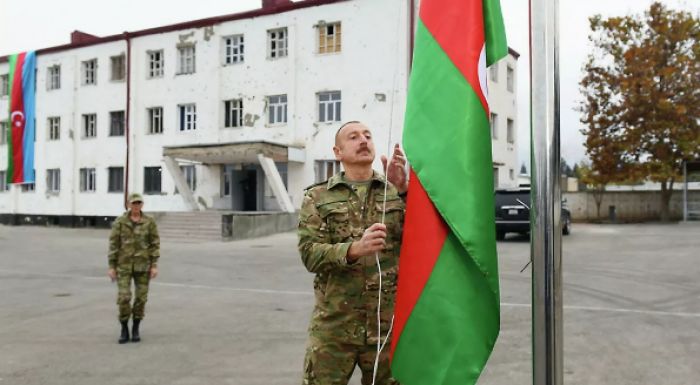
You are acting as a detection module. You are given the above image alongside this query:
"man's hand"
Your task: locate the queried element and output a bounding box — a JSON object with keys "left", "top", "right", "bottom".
{"left": 381, "top": 143, "right": 408, "bottom": 193}
{"left": 108, "top": 268, "right": 117, "bottom": 282}
{"left": 347, "top": 223, "right": 387, "bottom": 263}
{"left": 150, "top": 266, "right": 158, "bottom": 279}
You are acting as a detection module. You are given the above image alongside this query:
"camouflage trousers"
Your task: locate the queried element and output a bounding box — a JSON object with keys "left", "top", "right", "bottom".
{"left": 116, "top": 268, "right": 150, "bottom": 322}
{"left": 302, "top": 335, "right": 400, "bottom": 385}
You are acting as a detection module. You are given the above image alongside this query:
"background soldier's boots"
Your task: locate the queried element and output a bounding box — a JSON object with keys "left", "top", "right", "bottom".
{"left": 118, "top": 321, "right": 130, "bottom": 344}
{"left": 131, "top": 319, "right": 141, "bottom": 342}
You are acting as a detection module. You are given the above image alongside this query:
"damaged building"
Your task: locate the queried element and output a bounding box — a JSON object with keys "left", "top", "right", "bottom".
{"left": 0, "top": 0, "right": 519, "bottom": 238}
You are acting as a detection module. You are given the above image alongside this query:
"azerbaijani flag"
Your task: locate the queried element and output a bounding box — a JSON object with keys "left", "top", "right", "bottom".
{"left": 391, "top": 0, "right": 507, "bottom": 384}
{"left": 6, "top": 51, "right": 37, "bottom": 184}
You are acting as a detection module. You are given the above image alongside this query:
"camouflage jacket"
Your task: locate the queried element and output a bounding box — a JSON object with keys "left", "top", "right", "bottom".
{"left": 108, "top": 212, "right": 160, "bottom": 272}
{"left": 298, "top": 171, "right": 405, "bottom": 346}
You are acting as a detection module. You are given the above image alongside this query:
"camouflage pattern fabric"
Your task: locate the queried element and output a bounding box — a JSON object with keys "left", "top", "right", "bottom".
{"left": 108, "top": 211, "right": 160, "bottom": 321}
{"left": 117, "top": 270, "right": 150, "bottom": 321}
{"left": 298, "top": 171, "right": 405, "bottom": 385}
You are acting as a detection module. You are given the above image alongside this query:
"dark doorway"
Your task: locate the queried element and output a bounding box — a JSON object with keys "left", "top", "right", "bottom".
{"left": 241, "top": 169, "right": 257, "bottom": 211}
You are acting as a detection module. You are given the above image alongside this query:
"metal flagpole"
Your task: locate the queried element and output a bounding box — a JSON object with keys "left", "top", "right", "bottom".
{"left": 529, "top": 0, "right": 563, "bottom": 384}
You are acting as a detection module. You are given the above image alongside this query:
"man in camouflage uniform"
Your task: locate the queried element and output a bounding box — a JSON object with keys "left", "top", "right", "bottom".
{"left": 299, "top": 121, "right": 408, "bottom": 384}
{"left": 108, "top": 193, "right": 160, "bottom": 344}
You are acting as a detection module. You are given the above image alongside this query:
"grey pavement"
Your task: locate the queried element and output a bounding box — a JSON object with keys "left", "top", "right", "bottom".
{"left": 0, "top": 223, "right": 699, "bottom": 385}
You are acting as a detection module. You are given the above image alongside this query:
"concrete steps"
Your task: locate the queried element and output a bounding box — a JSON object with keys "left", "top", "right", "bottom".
{"left": 155, "top": 211, "right": 224, "bottom": 242}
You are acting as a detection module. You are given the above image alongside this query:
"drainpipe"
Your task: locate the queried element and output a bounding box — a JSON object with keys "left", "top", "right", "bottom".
{"left": 123, "top": 32, "right": 131, "bottom": 210}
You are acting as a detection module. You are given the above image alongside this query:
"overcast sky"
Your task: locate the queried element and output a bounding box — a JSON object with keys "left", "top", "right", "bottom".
{"left": 1, "top": 0, "right": 697, "bottom": 170}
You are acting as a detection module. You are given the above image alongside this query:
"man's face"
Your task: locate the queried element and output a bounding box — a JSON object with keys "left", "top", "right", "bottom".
{"left": 129, "top": 201, "right": 143, "bottom": 213}
{"left": 333, "top": 123, "right": 376, "bottom": 167}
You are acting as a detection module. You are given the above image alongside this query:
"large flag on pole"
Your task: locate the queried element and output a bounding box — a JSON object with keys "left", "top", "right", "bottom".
{"left": 6, "top": 51, "right": 37, "bottom": 184}
{"left": 391, "top": 0, "right": 507, "bottom": 384}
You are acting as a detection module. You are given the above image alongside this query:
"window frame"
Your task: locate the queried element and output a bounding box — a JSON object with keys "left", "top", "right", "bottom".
{"left": 47, "top": 65, "right": 61, "bottom": 90}
{"left": 109, "top": 111, "right": 125, "bottom": 137}
{"left": 178, "top": 104, "right": 197, "bottom": 131}
{"left": 82, "top": 59, "right": 97, "bottom": 85}
{"left": 177, "top": 45, "right": 196, "bottom": 75}
{"left": 143, "top": 166, "right": 162, "bottom": 194}
{"left": 79, "top": 168, "right": 97, "bottom": 192}
{"left": 318, "top": 22, "right": 342, "bottom": 54}
{"left": 224, "top": 99, "right": 244, "bottom": 128}
{"left": 48, "top": 117, "right": 61, "bottom": 141}
{"left": 82, "top": 114, "right": 97, "bottom": 138}
{"left": 267, "top": 28, "right": 288, "bottom": 59}
{"left": 147, "top": 107, "right": 163, "bottom": 134}
{"left": 490, "top": 112, "right": 498, "bottom": 140}
{"left": 107, "top": 166, "right": 125, "bottom": 193}
{"left": 148, "top": 50, "right": 164, "bottom": 78}
{"left": 110, "top": 54, "right": 126, "bottom": 81}
{"left": 507, "top": 118, "right": 515, "bottom": 144}
{"left": 223, "top": 34, "right": 245, "bottom": 65}
{"left": 46, "top": 168, "right": 61, "bottom": 193}
{"left": 267, "top": 94, "right": 288, "bottom": 125}
{"left": 317, "top": 91, "right": 342, "bottom": 123}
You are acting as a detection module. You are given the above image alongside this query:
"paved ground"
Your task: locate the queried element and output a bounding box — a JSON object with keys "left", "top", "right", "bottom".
{"left": 0, "top": 222, "right": 698, "bottom": 385}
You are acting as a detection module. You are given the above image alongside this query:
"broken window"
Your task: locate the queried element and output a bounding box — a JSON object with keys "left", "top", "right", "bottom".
{"left": 318, "top": 22, "right": 341, "bottom": 54}
{"left": 111, "top": 54, "right": 125, "bottom": 81}
{"left": 83, "top": 114, "right": 97, "bottom": 138}
{"left": 148, "top": 50, "right": 164, "bottom": 78}
{"left": 223, "top": 35, "right": 244, "bottom": 64}
{"left": 110, "top": 111, "right": 125, "bottom": 136}
{"left": 178, "top": 104, "right": 197, "bottom": 131}
{"left": 48, "top": 117, "right": 60, "bottom": 141}
{"left": 267, "top": 94, "right": 287, "bottom": 125}
{"left": 177, "top": 45, "right": 196, "bottom": 74}
{"left": 318, "top": 91, "right": 341, "bottom": 122}
{"left": 268, "top": 28, "right": 288, "bottom": 59}
{"left": 82, "top": 59, "right": 97, "bottom": 85}
{"left": 47, "top": 65, "right": 61, "bottom": 90}
{"left": 224, "top": 99, "right": 244, "bottom": 128}
{"left": 148, "top": 107, "right": 163, "bottom": 134}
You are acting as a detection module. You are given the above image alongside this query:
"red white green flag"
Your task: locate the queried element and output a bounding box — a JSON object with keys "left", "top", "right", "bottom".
{"left": 391, "top": 0, "right": 507, "bottom": 383}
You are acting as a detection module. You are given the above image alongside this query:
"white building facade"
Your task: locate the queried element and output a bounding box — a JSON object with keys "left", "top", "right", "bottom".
{"left": 0, "top": 0, "right": 518, "bottom": 224}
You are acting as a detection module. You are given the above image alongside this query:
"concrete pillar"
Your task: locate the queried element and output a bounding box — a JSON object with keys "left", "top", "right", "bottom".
{"left": 257, "top": 154, "right": 294, "bottom": 213}
{"left": 163, "top": 155, "right": 200, "bottom": 211}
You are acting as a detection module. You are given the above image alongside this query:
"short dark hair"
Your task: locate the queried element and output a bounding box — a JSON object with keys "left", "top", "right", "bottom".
{"left": 335, "top": 120, "right": 361, "bottom": 145}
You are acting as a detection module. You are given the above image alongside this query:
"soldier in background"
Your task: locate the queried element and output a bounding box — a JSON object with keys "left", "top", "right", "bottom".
{"left": 298, "top": 121, "right": 408, "bottom": 384}
{"left": 108, "top": 193, "right": 160, "bottom": 344}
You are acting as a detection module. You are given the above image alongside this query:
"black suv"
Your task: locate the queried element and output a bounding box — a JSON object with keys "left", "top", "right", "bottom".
{"left": 494, "top": 187, "right": 571, "bottom": 240}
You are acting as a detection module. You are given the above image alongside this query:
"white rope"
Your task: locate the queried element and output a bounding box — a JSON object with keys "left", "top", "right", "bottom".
{"left": 371, "top": 1, "right": 405, "bottom": 382}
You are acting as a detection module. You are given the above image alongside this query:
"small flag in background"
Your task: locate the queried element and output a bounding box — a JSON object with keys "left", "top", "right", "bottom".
{"left": 6, "top": 51, "right": 37, "bottom": 184}
{"left": 391, "top": 0, "right": 507, "bottom": 384}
